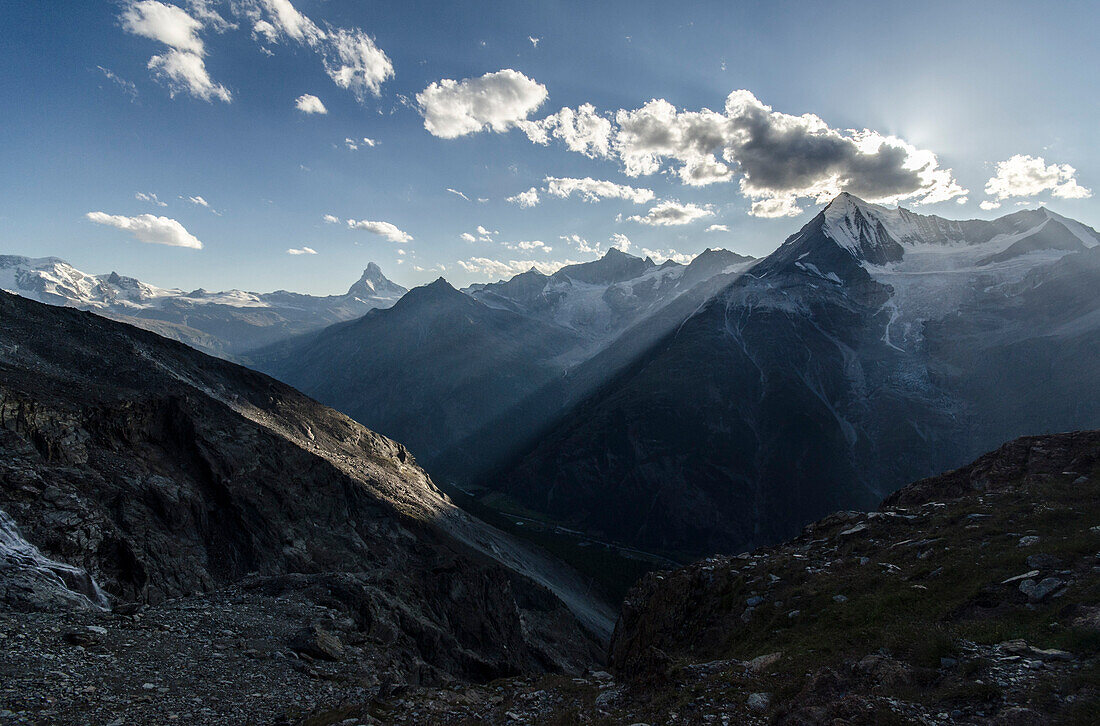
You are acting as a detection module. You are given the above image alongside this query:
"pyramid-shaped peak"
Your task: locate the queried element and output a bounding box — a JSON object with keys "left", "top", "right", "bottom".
{"left": 346, "top": 262, "right": 407, "bottom": 299}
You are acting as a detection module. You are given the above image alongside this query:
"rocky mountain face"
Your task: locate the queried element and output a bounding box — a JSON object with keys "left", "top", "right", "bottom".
{"left": 0, "top": 291, "right": 616, "bottom": 722}
{"left": 257, "top": 250, "right": 755, "bottom": 478}
{"left": 485, "top": 195, "right": 1100, "bottom": 560}
{"left": 253, "top": 278, "right": 589, "bottom": 470}
{"left": 302, "top": 430, "right": 1100, "bottom": 725}
{"left": 433, "top": 248, "right": 758, "bottom": 485}
{"left": 0, "top": 255, "right": 406, "bottom": 358}
{"left": 467, "top": 247, "right": 754, "bottom": 358}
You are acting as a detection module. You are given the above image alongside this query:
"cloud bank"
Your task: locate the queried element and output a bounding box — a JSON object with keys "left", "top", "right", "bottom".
{"left": 86, "top": 211, "right": 203, "bottom": 248}
{"left": 982, "top": 154, "right": 1091, "bottom": 208}
{"left": 423, "top": 81, "right": 969, "bottom": 216}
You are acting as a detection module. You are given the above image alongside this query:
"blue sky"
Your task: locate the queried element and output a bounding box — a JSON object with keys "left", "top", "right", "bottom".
{"left": 1, "top": 0, "right": 1096, "bottom": 294}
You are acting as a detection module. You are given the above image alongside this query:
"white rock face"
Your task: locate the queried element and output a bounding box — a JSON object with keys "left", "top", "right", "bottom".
{"left": 0, "top": 508, "right": 110, "bottom": 611}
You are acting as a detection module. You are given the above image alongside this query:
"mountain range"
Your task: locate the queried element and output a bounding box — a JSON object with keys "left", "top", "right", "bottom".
{"left": 487, "top": 195, "right": 1100, "bottom": 558}
{"left": 253, "top": 194, "right": 1100, "bottom": 563}
{"left": 256, "top": 247, "right": 755, "bottom": 473}
{"left": 0, "top": 255, "right": 406, "bottom": 357}
{"left": 2, "top": 197, "right": 1099, "bottom": 723}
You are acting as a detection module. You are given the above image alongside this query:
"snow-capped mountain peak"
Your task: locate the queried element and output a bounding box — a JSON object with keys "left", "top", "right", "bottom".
{"left": 1040, "top": 207, "right": 1100, "bottom": 248}
{"left": 821, "top": 192, "right": 905, "bottom": 264}
{"left": 346, "top": 262, "right": 406, "bottom": 299}
{"left": 0, "top": 255, "right": 407, "bottom": 357}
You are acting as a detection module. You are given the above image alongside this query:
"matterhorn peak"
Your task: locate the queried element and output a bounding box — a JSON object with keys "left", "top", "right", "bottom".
{"left": 346, "top": 262, "right": 407, "bottom": 300}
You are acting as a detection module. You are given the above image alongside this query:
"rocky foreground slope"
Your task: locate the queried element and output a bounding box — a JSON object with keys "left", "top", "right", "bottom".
{"left": 344, "top": 431, "right": 1100, "bottom": 725}
{"left": 0, "top": 291, "right": 613, "bottom": 724}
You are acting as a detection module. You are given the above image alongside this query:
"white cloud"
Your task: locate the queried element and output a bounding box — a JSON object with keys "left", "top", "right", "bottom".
{"left": 417, "top": 69, "right": 548, "bottom": 138}
{"left": 147, "top": 49, "right": 231, "bottom": 102}
{"left": 543, "top": 176, "right": 653, "bottom": 204}
{"left": 528, "top": 36, "right": 540, "bottom": 48}
{"left": 747, "top": 194, "right": 803, "bottom": 218}
{"left": 287, "top": 246, "right": 317, "bottom": 255}
{"left": 980, "top": 200, "right": 1001, "bottom": 211}
{"left": 518, "top": 104, "right": 612, "bottom": 158}
{"left": 706, "top": 224, "right": 729, "bottom": 232}
{"left": 295, "top": 93, "right": 327, "bottom": 114}
{"left": 613, "top": 91, "right": 966, "bottom": 210}
{"left": 122, "top": 0, "right": 205, "bottom": 53}
{"left": 185, "top": 0, "right": 235, "bottom": 32}
{"left": 240, "top": 0, "right": 324, "bottom": 46}
{"left": 135, "top": 192, "right": 167, "bottom": 207}
{"left": 456, "top": 257, "right": 578, "bottom": 278}
{"left": 641, "top": 248, "right": 693, "bottom": 264}
{"left": 344, "top": 137, "right": 376, "bottom": 150}
{"left": 628, "top": 200, "right": 714, "bottom": 226}
{"left": 187, "top": 195, "right": 210, "bottom": 207}
{"left": 322, "top": 214, "right": 340, "bottom": 224}
{"left": 98, "top": 66, "right": 139, "bottom": 100}
{"left": 237, "top": 1, "right": 392, "bottom": 99}
{"left": 505, "top": 240, "right": 551, "bottom": 252}
{"left": 461, "top": 226, "right": 496, "bottom": 243}
{"left": 984, "top": 154, "right": 1091, "bottom": 202}
{"left": 955, "top": 196, "right": 968, "bottom": 205}
{"left": 121, "top": 1, "right": 231, "bottom": 103}
{"left": 121, "top": 1, "right": 392, "bottom": 103}
{"left": 86, "top": 211, "right": 203, "bottom": 249}
{"left": 323, "top": 27, "right": 394, "bottom": 100}
{"left": 346, "top": 218, "right": 413, "bottom": 243}
{"left": 560, "top": 233, "right": 601, "bottom": 255}
{"left": 609, "top": 233, "right": 632, "bottom": 252}
{"left": 612, "top": 99, "right": 732, "bottom": 183}
{"left": 507, "top": 187, "right": 540, "bottom": 208}
{"left": 511, "top": 89, "right": 965, "bottom": 214}
{"left": 446, "top": 188, "right": 470, "bottom": 201}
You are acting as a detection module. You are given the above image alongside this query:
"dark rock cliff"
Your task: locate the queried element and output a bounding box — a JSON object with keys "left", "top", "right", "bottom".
{"left": 0, "top": 291, "right": 606, "bottom": 684}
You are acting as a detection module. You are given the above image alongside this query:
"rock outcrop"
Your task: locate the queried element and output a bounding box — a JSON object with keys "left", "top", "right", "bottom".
{"left": 0, "top": 291, "right": 609, "bottom": 705}
{"left": 339, "top": 430, "right": 1100, "bottom": 724}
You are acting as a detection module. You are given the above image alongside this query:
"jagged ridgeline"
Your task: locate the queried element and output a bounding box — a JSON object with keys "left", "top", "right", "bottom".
{"left": 482, "top": 196, "right": 1100, "bottom": 561}
{"left": 0, "top": 256, "right": 407, "bottom": 358}
{"left": 249, "top": 196, "right": 1100, "bottom": 568}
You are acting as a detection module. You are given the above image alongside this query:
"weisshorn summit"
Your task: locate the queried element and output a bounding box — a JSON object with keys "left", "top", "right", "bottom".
{"left": 484, "top": 194, "right": 1100, "bottom": 558}
{"left": 250, "top": 195, "right": 1100, "bottom": 561}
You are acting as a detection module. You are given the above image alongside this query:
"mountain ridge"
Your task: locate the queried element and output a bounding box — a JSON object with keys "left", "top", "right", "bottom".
{"left": 0, "top": 255, "right": 407, "bottom": 358}
{"left": 480, "top": 195, "right": 1100, "bottom": 559}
